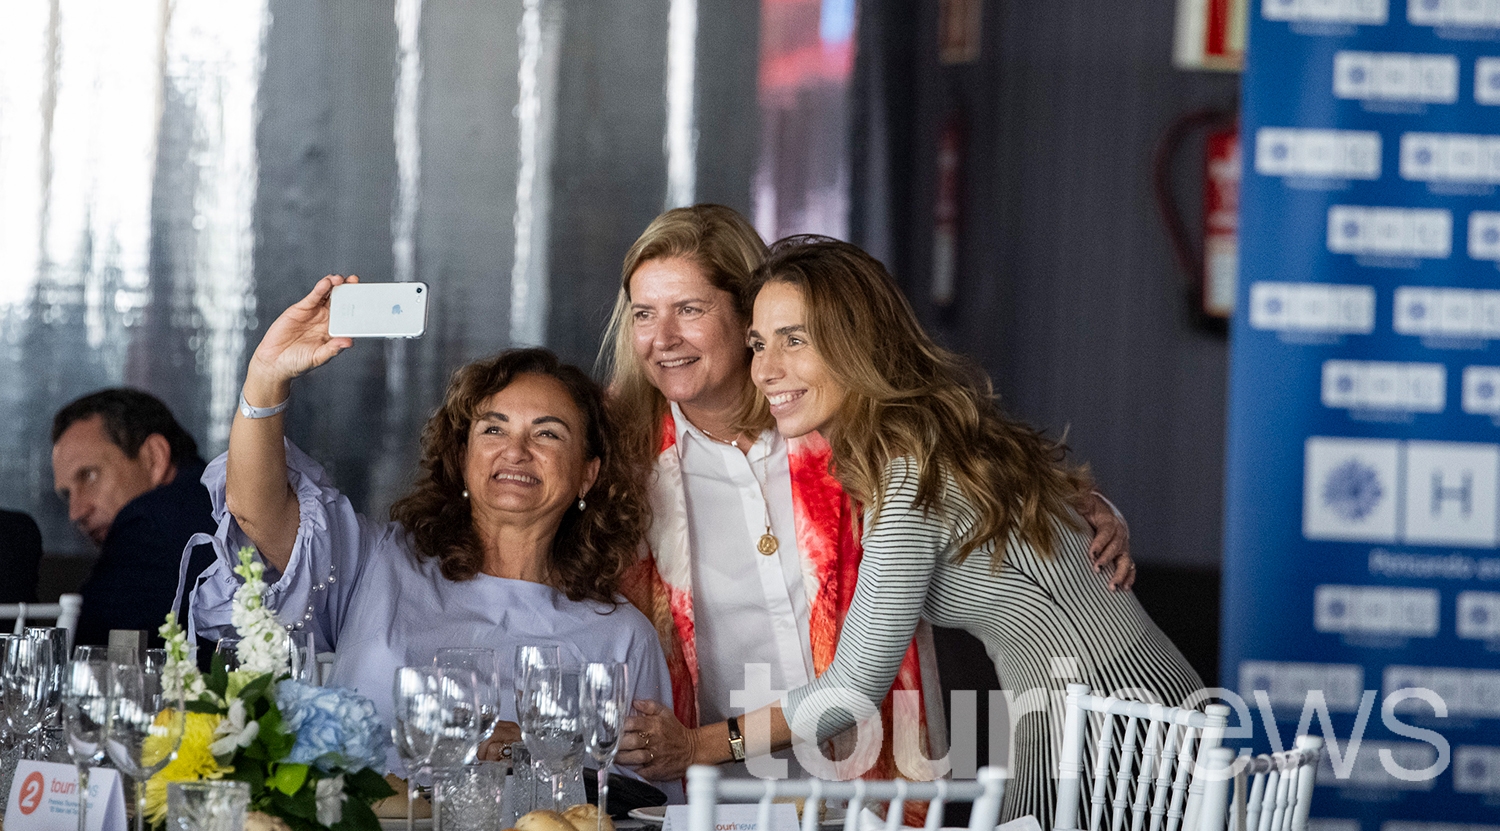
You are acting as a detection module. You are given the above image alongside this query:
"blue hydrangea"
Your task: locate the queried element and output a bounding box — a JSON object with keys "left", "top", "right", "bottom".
{"left": 276, "top": 680, "right": 393, "bottom": 772}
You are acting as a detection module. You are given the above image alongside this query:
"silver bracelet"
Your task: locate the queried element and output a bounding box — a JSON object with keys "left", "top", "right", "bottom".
{"left": 239, "top": 391, "right": 290, "bottom": 419}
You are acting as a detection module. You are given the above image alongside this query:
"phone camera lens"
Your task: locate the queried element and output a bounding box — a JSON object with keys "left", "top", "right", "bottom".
{"left": 415, "top": 287, "right": 423, "bottom": 294}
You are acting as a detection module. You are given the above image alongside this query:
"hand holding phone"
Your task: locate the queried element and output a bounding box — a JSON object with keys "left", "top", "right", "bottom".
{"left": 328, "top": 282, "right": 429, "bottom": 338}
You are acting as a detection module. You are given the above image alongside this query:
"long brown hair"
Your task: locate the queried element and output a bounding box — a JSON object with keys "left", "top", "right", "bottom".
{"left": 598, "top": 204, "right": 772, "bottom": 472}
{"left": 390, "top": 348, "right": 649, "bottom": 603}
{"left": 746, "top": 238, "right": 1093, "bottom": 563}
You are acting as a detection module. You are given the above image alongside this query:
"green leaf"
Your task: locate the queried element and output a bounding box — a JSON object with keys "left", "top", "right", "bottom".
{"left": 209, "top": 654, "right": 229, "bottom": 696}
{"left": 344, "top": 768, "right": 395, "bottom": 801}
{"left": 270, "top": 784, "right": 318, "bottom": 819}
{"left": 332, "top": 796, "right": 381, "bottom": 831}
{"left": 239, "top": 672, "right": 274, "bottom": 704}
{"left": 185, "top": 698, "right": 221, "bottom": 715}
{"left": 273, "top": 762, "right": 310, "bottom": 795}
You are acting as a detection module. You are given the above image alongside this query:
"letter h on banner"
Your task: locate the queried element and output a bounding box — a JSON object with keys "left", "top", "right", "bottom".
{"left": 1304, "top": 436, "right": 1500, "bottom": 546}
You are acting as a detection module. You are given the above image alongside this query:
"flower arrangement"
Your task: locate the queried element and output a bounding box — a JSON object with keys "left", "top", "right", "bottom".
{"left": 150, "top": 547, "right": 394, "bottom": 831}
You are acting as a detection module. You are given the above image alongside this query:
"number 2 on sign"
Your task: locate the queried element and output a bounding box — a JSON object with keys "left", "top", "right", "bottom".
{"left": 18, "top": 771, "right": 45, "bottom": 815}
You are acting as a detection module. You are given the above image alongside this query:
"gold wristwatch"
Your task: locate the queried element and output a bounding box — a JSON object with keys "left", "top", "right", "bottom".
{"left": 726, "top": 715, "right": 746, "bottom": 762}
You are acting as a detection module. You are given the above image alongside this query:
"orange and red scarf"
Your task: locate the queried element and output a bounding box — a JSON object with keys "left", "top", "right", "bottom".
{"left": 620, "top": 412, "right": 944, "bottom": 789}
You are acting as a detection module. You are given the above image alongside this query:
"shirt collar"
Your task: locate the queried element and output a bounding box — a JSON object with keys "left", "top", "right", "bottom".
{"left": 669, "top": 401, "right": 779, "bottom": 461}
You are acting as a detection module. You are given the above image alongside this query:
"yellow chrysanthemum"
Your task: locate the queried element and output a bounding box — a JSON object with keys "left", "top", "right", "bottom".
{"left": 144, "top": 711, "right": 232, "bottom": 823}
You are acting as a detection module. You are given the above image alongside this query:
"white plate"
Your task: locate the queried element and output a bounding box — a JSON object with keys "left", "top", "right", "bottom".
{"left": 627, "top": 806, "right": 847, "bottom": 827}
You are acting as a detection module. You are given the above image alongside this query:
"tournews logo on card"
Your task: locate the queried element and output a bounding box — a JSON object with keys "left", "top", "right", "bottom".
{"left": 4, "top": 761, "right": 125, "bottom": 831}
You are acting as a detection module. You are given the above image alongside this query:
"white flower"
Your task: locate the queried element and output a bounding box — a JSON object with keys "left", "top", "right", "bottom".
{"left": 159, "top": 613, "right": 208, "bottom": 702}
{"left": 315, "top": 775, "right": 345, "bottom": 826}
{"left": 209, "top": 698, "right": 261, "bottom": 757}
{"left": 230, "top": 547, "right": 290, "bottom": 679}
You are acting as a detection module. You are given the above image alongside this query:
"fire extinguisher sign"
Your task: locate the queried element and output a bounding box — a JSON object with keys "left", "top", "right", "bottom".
{"left": 1225, "top": 1, "right": 1500, "bottom": 826}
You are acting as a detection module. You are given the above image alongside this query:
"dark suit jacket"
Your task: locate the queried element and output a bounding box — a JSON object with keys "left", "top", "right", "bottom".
{"left": 0, "top": 509, "right": 44, "bottom": 603}
{"left": 74, "top": 459, "right": 217, "bottom": 647}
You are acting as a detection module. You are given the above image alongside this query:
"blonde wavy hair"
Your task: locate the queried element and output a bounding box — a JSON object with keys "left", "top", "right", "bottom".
{"left": 598, "top": 204, "right": 772, "bottom": 472}
{"left": 744, "top": 238, "right": 1093, "bottom": 563}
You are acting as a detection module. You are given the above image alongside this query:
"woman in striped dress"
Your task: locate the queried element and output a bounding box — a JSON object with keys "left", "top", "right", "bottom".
{"left": 619, "top": 238, "right": 1204, "bottom": 825}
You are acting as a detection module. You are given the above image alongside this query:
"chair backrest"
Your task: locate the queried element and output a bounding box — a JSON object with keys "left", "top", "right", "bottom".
{"left": 1232, "top": 736, "right": 1321, "bottom": 831}
{"left": 686, "top": 765, "right": 1007, "bottom": 831}
{"left": 2, "top": 594, "right": 83, "bottom": 651}
{"left": 1054, "top": 683, "right": 1232, "bottom": 831}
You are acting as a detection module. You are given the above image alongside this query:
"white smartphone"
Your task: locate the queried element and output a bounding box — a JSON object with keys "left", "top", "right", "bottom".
{"left": 328, "top": 282, "right": 429, "bottom": 338}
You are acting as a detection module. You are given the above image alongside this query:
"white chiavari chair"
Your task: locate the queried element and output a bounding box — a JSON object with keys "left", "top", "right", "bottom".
{"left": 2, "top": 593, "right": 83, "bottom": 650}
{"left": 1232, "top": 736, "right": 1321, "bottom": 831}
{"left": 687, "top": 765, "right": 1008, "bottom": 831}
{"left": 1054, "top": 683, "right": 1232, "bottom": 831}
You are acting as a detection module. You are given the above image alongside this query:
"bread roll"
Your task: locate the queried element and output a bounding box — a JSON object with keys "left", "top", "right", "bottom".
{"left": 516, "top": 810, "right": 579, "bottom": 831}
{"left": 562, "top": 803, "right": 615, "bottom": 831}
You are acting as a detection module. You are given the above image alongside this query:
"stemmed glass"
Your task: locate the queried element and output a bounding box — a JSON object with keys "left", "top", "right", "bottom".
{"left": 579, "top": 663, "right": 628, "bottom": 830}
{"left": 393, "top": 667, "right": 436, "bottom": 831}
{"left": 61, "top": 661, "right": 111, "bottom": 831}
{"left": 3, "top": 631, "right": 58, "bottom": 757}
{"left": 519, "top": 663, "right": 582, "bottom": 812}
{"left": 105, "top": 663, "right": 185, "bottom": 831}
{"left": 435, "top": 648, "right": 500, "bottom": 741}
{"left": 393, "top": 667, "right": 483, "bottom": 831}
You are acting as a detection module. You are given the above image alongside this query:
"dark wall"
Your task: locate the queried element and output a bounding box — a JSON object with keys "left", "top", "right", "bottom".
{"left": 860, "top": 0, "right": 1240, "bottom": 571}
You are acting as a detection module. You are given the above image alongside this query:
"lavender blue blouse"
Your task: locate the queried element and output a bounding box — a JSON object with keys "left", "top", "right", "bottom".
{"left": 188, "top": 441, "right": 673, "bottom": 784}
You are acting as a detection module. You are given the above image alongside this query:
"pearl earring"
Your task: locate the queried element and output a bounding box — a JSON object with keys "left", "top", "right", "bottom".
{"left": 577, "top": 497, "right": 586, "bottom": 511}
{"left": 462, "top": 489, "right": 470, "bottom": 499}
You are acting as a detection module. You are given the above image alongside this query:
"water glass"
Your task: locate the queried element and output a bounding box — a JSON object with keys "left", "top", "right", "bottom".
{"left": 512, "top": 644, "right": 561, "bottom": 716}
{"left": 106, "top": 664, "right": 185, "bottom": 831}
{"left": 438, "top": 761, "right": 505, "bottom": 831}
{"left": 62, "top": 661, "right": 111, "bottom": 831}
{"left": 519, "top": 665, "right": 582, "bottom": 812}
{"left": 579, "top": 663, "right": 627, "bottom": 828}
{"left": 436, "top": 648, "right": 500, "bottom": 739}
{"left": 167, "top": 780, "right": 250, "bottom": 831}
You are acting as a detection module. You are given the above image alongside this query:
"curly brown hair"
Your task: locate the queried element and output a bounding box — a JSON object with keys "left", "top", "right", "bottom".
{"left": 389, "top": 348, "right": 650, "bottom": 604}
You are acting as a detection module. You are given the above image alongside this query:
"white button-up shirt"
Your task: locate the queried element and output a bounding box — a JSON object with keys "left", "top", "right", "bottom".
{"left": 671, "top": 403, "right": 813, "bottom": 724}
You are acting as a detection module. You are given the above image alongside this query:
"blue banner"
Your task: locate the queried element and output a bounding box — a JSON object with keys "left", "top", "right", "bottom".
{"left": 1225, "top": 0, "right": 1500, "bottom": 825}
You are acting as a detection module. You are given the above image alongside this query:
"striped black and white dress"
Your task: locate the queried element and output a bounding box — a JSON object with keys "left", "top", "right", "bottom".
{"left": 781, "top": 458, "right": 1203, "bottom": 825}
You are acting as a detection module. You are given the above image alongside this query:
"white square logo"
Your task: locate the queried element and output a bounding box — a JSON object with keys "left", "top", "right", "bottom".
{"left": 1305, "top": 437, "right": 1400, "bottom": 542}
{"left": 1479, "top": 58, "right": 1500, "bottom": 106}
{"left": 1404, "top": 441, "right": 1500, "bottom": 547}
{"left": 1457, "top": 591, "right": 1500, "bottom": 639}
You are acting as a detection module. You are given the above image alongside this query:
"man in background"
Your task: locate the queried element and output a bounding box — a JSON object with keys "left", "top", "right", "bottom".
{"left": 51, "top": 388, "right": 216, "bottom": 646}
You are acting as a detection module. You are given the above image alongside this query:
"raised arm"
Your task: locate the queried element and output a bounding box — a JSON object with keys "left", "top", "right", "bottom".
{"left": 228, "top": 275, "right": 357, "bottom": 570}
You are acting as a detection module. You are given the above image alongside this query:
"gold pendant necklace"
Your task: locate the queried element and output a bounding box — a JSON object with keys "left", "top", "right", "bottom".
{"left": 695, "top": 418, "right": 779, "bottom": 556}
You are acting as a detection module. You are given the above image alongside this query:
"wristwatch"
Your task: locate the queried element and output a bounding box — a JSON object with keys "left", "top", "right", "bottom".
{"left": 726, "top": 715, "right": 746, "bottom": 762}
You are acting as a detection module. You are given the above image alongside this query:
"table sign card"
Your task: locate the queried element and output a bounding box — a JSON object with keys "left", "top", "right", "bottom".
{"left": 5, "top": 761, "right": 126, "bottom": 831}
{"left": 662, "top": 803, "right": 799, "bottom": 831}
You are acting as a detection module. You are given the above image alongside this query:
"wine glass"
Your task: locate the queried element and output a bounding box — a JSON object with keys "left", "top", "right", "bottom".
{"left": 393, "top": 667, "right": 482, "bottom": 831}
{"left": 105, "top": 663, "right": 185, "bottom": 831}
{"left": 435, "top": 648, "right": 500, "bottom": 741}
{"left": 393, "top": 667, "right": 436, "bottom": 831}
{"left": 519, "top": 663, "right": 582, "bottom": 812}
{"left": 579, "top": 663, "right": 628, "bottom": 830}
{"left": 3, "top": 631, "right": 58, "bottom": 757}
{"left": 62, "top": 661, "right": 111, "bottom": 831}
{"left": 513, "top": 644, "right": 561, "bottom": 715}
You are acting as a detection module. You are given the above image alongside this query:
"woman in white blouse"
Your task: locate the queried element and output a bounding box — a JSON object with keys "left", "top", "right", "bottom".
{"left": 607, "top": 207, "right": 1137, "bottom": 788}
{"left": 621, "top": 239, "right": 1203, "bottom": 825}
